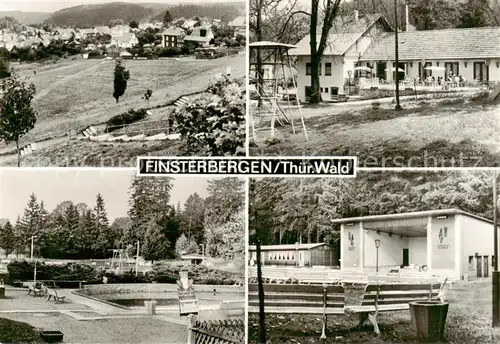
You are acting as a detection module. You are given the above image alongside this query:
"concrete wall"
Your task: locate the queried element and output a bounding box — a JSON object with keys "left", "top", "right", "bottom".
{"left": 363, "top": 230, "right": 409, "bottom": 268}
{"left": 460, "top": 214, "right": 494, "bottom": 278}
{"left": 79, "top": 283, "right": 244, "bottom": 296}
{"left": 296, "top": 55, "right": 344, "bottom": 101}
{"left": 408, "top": 237, "right": 427, "bottom": 265}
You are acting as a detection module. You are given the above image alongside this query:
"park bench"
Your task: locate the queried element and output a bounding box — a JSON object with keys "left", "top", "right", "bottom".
{"left": 46, "top": 288, "right": 66, "bottom": 303}
{"left": 27, "top": 283, "right": 43, "bottom": 296}
{"left": 248, "top": 283, "right": 345, "bottom": 339}
{"left": 345, "top": 280, "right": 447, "bottom": 336}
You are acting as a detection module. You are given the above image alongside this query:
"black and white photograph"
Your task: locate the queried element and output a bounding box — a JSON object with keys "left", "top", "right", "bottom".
{"left": 249, "top": 0, "right": 500, "bottom": 167}
{"left": 249, "top": 172, "right": 500, "bottom": 343}
{"left": 0, "top": 0, "right": 246, "bottom": 167}
{"left": 0, "top": 170, "right": 245, "bottom": 343}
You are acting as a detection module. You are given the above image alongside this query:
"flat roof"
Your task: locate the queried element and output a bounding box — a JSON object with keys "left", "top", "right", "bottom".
{"left": 249, "top": 243, "right": 327, "bottom": 251}
{"left": 331, "top": 208, "right": 494, "bottom": 226}
{"left": 181, "top": 255, "right": 204, "bottom": 260}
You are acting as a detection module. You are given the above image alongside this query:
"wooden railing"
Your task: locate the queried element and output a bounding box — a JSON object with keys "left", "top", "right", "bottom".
{"left": 187, "top": 315, "right": 244, "bottom": 344}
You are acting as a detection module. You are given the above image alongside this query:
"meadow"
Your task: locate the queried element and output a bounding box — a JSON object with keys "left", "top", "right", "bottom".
{"left": 4, "top": 54, "right": 245, "bottom": 146}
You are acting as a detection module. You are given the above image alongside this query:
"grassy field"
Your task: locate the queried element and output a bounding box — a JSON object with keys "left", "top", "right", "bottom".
{"left": 250, "top": 97, "right": 500, "bottom": 167}
{"left": 248, "top": 279, "right": 500, "bottom": 343}
{"left": 1, "top": 139, "right": 192, "bottom": 167}
{"left": 6, "top": 54, "right": 245, "bottom": 145}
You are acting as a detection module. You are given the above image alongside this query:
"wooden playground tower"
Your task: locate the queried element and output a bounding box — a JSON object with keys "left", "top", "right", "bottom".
{"left": 249, "top": 41, "right": 308, "bottom": 142}
{"left": 108, "top": 249, "right": 133, "bottom": 274}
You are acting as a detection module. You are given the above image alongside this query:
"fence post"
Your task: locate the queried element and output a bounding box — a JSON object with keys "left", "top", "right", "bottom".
{"left": 187, "top": 313, "right": 197, "bottom": 344}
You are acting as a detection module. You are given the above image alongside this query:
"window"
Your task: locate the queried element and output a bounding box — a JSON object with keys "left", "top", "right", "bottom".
{"left": 200, "top": 29, "right": 207, "bottom": 37}
{"left": 306, "top": 62, "right": 311, "bottom": 75}
{"left": 324, "top": 87, "right": 329, "bottom": 93}
{"left": 325, "top": 62, "right": 332, "bottom": 75}
{"left": 305, "top": 86, "right": 311, "bottom": 98}
{"left": 320, "top": 87, "right": 323, "bottom": 92}
{"left": 469, "top": 256, "right": 474, "bottom": 271}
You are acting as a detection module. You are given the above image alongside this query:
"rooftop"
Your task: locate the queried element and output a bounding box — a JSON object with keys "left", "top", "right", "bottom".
{"left": 248, "top": 243, "right": 328, "bottom": 251}
{"left": 360, "top": 26, "right": 500, "bottom": 61}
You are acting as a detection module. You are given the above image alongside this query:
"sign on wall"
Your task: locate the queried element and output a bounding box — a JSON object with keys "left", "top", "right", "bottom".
{"left": 437, "top": 226, "right": 449, "bottom": 249}
{"left": 348, "top": 232, "right": 356, "bottom": 251}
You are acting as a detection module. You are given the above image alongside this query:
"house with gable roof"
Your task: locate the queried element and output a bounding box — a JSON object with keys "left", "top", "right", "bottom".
{"left": 290, "top": 11, "right": 393, "bottom": 101}
{"left": 162, "top": 27, "right": 185, "bottom": 48}
{"left": 183, "top": 25, "right": 215, "bottom": 50}
{"left": 112, "top": 32, "right": 139, "bottom": 49}
{"left": 358, "top": 27, "right": 500, "bottom": 85}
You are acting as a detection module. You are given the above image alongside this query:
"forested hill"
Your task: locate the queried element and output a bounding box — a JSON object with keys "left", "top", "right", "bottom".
{"left": 42, "top": 2, "right": 245, "bottom": 28}
{"left": 250, "top": 172, "right": 496, "bottom": 246}
{"left": 0, "top": 11, "right": 51, "bottom": 25}
{"left": 150, "top": 3, "right": 245, "bottom": 22}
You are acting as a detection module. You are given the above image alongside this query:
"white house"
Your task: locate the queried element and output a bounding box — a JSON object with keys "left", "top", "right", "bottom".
{"left": 333, "top": 209, "right": 496, "bottom": 280}
{"left": 94, "top": 26, "right": 111, "bottom": 36}
{"left": 112, "top": 32, "right": 139, "bottom": 49}
{"left": 182, "top": 20, "right": 199, "bottom": 31}
{"left": 290, "top": 12, "right": 393, "bottom": 101}
{"left": 161, "top": 27, "right": 185, "bottom": 48}
{"left": 359, "top": 26, "right": 500, "bottom": 84}
{"left": 183, "top": 26, "right": 215, "bottom": 49}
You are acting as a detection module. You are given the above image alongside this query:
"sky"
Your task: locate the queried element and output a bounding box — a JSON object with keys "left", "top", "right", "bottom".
{"left": 0, "top": 0, "right": 241, "bottom": 13}
{"left": 0, "top": 169, "right": 225, "bottom": 223}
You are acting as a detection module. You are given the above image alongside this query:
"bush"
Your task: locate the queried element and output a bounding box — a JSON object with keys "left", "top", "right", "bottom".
{"left": 105, "top": 108, "right": 149, "bottom": 133}
{"left": 7, "top": 260, "right": 99, "bottom": 282}
{"left": 173, "top": 75, "right": 245, "bottom": 156}
{"left": 102, "top": 270, "right": 151, "bottom": 283}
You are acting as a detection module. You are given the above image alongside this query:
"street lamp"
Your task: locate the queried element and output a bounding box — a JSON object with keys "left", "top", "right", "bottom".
{"left": 295, "top": 242, "right": 299, "bottom": 267}
{"left": 375, "top": 239, "right": 381, "bottom": 273}
{"left": 199, "top": 244, "right": 205, "bottom": 262}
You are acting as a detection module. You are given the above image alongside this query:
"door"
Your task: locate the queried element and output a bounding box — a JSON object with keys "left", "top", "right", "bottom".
{"left": 483, "top": 256, "right": 489, "bottom": 278}
{"left": 444, "top": 62, "right": 459, "bottom": 79}
{"left": 402, "top": 248, "right": 409, "bottom": 267}
{"left": 299, "top": 252, "right": 304, "bottom": 267}
{"left": 376, "top": 62, "right": 386, "bottom": 80}
{"left": 477, "top": 256, "right": 483, "bottom": 278}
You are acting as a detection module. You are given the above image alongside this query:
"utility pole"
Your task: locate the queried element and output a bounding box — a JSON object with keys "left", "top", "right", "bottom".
{"left": 493, "top": 172, "right": 500, "bottom": 327}
{"left": 135, "top": 241, "right": 140, "bottom": 277}
{"left": 30, "top": 236, "right": 35, "bottom": 261}
{"left": 394, "top": 0, "right": 402, "bottom": 110}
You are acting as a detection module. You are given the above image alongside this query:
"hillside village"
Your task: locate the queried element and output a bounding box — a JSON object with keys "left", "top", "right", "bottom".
{"left": 0, "top": 13, "right": 246, "bottom": 61}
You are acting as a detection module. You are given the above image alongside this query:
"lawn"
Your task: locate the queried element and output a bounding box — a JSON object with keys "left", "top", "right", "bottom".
{"left": 248, "top": 279, "right": 500, "bottom": 343}
{"left": 4, "top": 54, "right": 245, "bottom": 145}
{"left": 0, "top": 317, "right": 42, "bottom": 343}
{"left": 250, "top": 97, "right": 500, "bottom": 167}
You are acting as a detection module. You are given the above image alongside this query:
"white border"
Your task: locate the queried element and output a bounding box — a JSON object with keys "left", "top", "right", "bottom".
{"left": 136, "top": 156, "right": 358, "bottom": 178}
{"left": 245, "top": 0, "right": 250, "bottom": 158}
{"left": 244, "top": 176, "right": 249, "bottom": 343}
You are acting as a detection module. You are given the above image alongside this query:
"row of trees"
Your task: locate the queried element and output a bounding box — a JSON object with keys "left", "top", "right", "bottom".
{"left": 0, "top": 177, "right": 245, "bottom": 262}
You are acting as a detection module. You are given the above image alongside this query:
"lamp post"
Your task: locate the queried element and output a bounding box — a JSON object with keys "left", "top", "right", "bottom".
{"left": 199, "top": 244, "right": 205, "bottom": 262}
{"left": 135, "top": 241, "right": 140, "bottom": 277}
{"left": 30, "top": 236, "right": 36, "bottom": 261}
{"left": 295, "top": 242, "right": 299, "bottom": 267}
{"left": 375, "top": 239, "right": 381, "bottom": 273}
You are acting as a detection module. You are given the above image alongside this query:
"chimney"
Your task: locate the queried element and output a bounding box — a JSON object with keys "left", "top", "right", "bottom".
{"left": 405, "top": 4, "right": 410, "bottom": 31}
{"left": 354, "top": 10, "right": 359, "bottom": 22}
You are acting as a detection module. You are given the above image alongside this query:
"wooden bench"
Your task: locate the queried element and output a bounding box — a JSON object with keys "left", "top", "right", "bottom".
{"left": 46, "top": 288, "right": 66, "bottom": 303}
{"left": 28, "top": 284, "right": 43, "bottom": 296}
{"left": 345, "top": 281, "right": 447, "bottom": 336}
{"left": 248, "top": 283, "right": 345, "bottom": 339}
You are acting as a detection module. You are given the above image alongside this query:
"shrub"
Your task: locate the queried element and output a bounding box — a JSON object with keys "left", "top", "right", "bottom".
{"left": 173, "top": 76, "right": 245, "bottom": 156}
{"left": 7, "top": 260, "right": 99, "bottom": 282}
{"left": 105, "top": 108, "right": 149, "bottom": 133}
